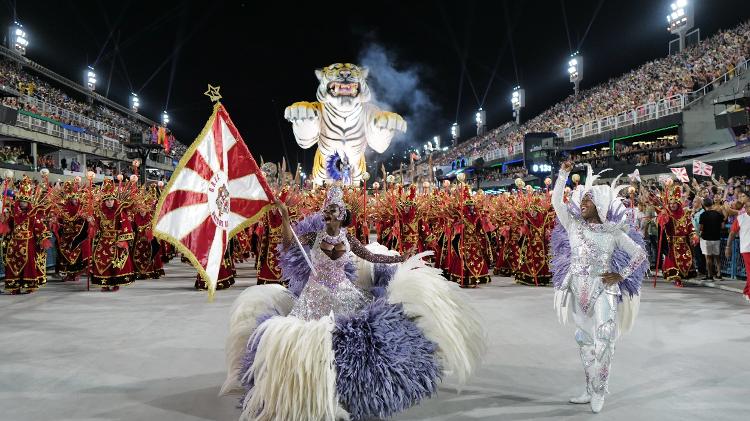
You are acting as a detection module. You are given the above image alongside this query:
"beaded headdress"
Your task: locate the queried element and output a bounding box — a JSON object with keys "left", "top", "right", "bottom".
{"left": 16, "top": 177, "right": 35, "bottom": 202}
{"left": 322, "top": 185, "right": 346, "bottom": 220}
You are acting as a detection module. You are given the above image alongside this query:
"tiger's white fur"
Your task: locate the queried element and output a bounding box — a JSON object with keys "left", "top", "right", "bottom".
{"left": 284, "top": 63, "right": 406, "bottom": 184}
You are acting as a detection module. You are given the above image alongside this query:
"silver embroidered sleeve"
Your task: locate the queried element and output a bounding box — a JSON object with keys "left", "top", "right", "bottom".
{"left": 552, "top": 169, "right": 572, "bottom": 230}
{"left": 619, "top": 247, "right": 647, "bottom": 281}
{"left": 347, "top": 234, "right": 405, "bottom": 263}
{"left": 616, "top": 231, "right": 648, "bottom": 280}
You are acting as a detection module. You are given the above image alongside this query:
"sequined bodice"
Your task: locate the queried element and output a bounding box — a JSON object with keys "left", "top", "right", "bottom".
{"left": 567, "top": 221, "right": 619, "bottom": 314}
{"left": 569, "top": 222, "right": 616, "bottom": 279}
{"left": 309, "top": 231, "right": 352, "bottom": 290}
{"left": 288, "top": 230, "right": 366, "bottom": 321}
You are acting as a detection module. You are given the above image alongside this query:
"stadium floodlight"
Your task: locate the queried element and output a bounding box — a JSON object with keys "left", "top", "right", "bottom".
{"left": 433, "top": 135, "right": 441, "bottom": 150}
{"left": 475, "top": 108, "right": 486, "bottom": 136}
{"left": 130, "top": 93, "right": 140, "bottom": 113}
{"left": 9, "top": 22, "right": 28, "bottom": 56}
{"left": 84, "top": 66, "right": 97, "bottom": 91}
{"left": 162, "top": 111, "right": 170, "bottom": 126}
{"left": 450, "top": 123, "right": 459, "bottom": 145}
{"left": 568, "top": 52, "right": 583, "bottom": 96}
{"left": 666, "top": 0, "right": 694, "bottom": 52}
{"left": 510, "top": 86, "right": 525, "bottom": 124}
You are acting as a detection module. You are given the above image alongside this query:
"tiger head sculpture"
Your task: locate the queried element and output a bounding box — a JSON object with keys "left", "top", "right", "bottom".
{"left": 315, "top": 63, "right": 372, "bottom": 110}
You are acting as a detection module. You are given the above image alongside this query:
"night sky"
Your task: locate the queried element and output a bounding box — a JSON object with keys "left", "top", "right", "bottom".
{"left": 6, "top": 0, "right": 749, "bottom": 171}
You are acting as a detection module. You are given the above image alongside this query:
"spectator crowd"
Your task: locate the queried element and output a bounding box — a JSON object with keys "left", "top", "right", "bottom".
{"left": 421, "top": 20, "right": 750, "bottom": 184}
{"left": 0, "top": 58, "right": 187, "bottom": 161}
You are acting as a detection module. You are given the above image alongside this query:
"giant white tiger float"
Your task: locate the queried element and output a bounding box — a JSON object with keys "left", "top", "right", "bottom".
{"left": 284, "top": 63, "right": 407, "bottom": 184}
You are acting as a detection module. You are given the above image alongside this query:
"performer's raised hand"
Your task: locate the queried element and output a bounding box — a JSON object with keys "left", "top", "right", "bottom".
{"left": 561, "top": 161, "right": 574, "bottom": 173}
{"left": 274, "top": 198, "right": 290, "bottom": 222}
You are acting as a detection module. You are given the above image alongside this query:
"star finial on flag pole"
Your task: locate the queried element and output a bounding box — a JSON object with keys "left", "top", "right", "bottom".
{"left": 204, "top": 84, "right": 222, "bottom": 102}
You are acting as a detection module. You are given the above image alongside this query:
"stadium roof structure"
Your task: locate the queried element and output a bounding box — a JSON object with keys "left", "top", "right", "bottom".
{"left": 670, "top": 143, "right": 750, "bottom": 167}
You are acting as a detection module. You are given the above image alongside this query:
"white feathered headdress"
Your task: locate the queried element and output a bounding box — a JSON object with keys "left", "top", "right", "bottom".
{"left": 570, "top": 164, "right": 629, "bottom": 225}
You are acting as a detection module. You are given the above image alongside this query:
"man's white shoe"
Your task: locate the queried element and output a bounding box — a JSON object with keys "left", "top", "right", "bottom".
{"left": 569, "top": 391, "right": 591, "bottom": 404}
{"left": 590, "top": 394, "right": 605, "bottom": 413}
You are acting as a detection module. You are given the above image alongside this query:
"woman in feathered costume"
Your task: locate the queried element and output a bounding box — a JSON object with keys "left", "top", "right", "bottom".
{"left": 220, "top": 185, "right": 485, "bottom": 421}
{"left": 550, "top": 161, "right": 648, "bottom": 414}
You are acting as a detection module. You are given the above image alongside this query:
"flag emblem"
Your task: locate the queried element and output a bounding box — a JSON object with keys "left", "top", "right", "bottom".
{"left": 670, "top": 167, "right": 689, "bottom": 182}
{"left": 153, "top": 103, "right": 274, "bottom": 297}
{"left": 692, "top": 160, "right": 713, "bottom": 177}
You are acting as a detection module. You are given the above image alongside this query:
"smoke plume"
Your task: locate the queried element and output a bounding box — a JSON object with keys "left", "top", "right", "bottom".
{"left": 358, "top": 43, "right": 440, "bottom": 155}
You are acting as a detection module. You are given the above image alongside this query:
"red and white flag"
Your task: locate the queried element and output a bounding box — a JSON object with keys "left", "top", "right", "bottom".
{"left": 153, "top": 103, "right": 274, "bottom": 297}
{"left": 692, "top": 160, "right": 713, "bottom": 177}
{"left": 670, "top": 167, "right": 690, "bottom": 182}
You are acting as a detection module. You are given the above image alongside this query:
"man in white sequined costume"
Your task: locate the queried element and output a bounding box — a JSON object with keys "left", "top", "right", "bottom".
{"left": 552, "top": 161, "right": 648, "bottom": 414}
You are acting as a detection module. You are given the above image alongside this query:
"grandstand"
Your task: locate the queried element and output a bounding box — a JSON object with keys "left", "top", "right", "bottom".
{"left": 405, "top": 20, "right": 750, "bottom": 190}
{"left": 0, "top": 44, "right": 183, "bottom": 182}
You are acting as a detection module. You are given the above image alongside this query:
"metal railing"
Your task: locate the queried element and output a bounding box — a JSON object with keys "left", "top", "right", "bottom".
{"left": 685, "top": 57, "right": 750, "bottom": 106}
{"left": 555, "top": 58, "right": 750, "bottom": 143}
{"left": 19, "top": 96, "right": 130, "bottom": 141}
{"left": 556, "top": 94, "right": 685, "bottom": 142}
{"left": 482, "top": 144, "right": 523, "bottom": 162}
{"left": 15, "top": 112, "right": 126, "bottom": 153}
{"left": 14, "top": 113, "right": 178, "bottom": 168}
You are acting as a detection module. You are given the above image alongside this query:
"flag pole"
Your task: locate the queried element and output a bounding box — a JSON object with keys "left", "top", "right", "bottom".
{"left": 291, "top": 227, "right": 317, "bottom": 276}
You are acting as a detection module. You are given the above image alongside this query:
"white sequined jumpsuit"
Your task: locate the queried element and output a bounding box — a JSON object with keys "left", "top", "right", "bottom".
{"left": 552, "top": 169, "right": 647, "bottom": 396}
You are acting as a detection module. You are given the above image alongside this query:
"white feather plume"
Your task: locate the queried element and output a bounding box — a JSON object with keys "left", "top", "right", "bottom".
{"left": 617, "top": 294, "right": 640, "bottom": 337}
{"left": 239, "top": 315, "right": 339, "bottom": 421}
{"left": 220, "top": 284, "right": 294, "bottom": 396}
{"left": 387, "top": 252, "right": 487, "bottom": 385}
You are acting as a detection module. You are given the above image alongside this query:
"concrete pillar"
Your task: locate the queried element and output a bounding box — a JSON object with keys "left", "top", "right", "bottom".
{"left": 81, "top": 154, "right": 87, "bottom": 173}
{"left": 30, "top": 142, "right": 38, "bottom": 171}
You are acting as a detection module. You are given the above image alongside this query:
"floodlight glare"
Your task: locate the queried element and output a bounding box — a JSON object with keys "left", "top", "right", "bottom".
{"left": 84, "top": 67, "right": 97, "bottom": 91}
{"left": 10, "top": 22, "right": 28, "bottom": 55}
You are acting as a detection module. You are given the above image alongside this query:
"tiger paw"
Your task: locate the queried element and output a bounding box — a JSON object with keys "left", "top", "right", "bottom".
{"left": 284, "top": 101, "right": 321, "bottom": 122}
{"left": 371, "top": 111, "right": 407, "bottom": 133}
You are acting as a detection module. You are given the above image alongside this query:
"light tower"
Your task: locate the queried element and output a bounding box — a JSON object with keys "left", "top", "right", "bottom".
{"left": 475, "top": 108, "right": 486, "bottom": 136}
{"left": 510, "top": 86, "right": 525, "bottom": 124}
{"left": 8, "top": 22, "right": 28, "bottom": 56}
{"left": 130, "top": 93, "right": 140, "bottom": 113}
{"left": 84, "top": 67, "right": 97, "bottom": 91}
{"left": 162, "top": 111, "right": 170, "bottom": 127}
{"left": 433, "top": 135, "right": 441, "bottom": 151}
{"left": 567, "top": 53, "right": 583, "bottom": 96}
{"left": 450, "top": 124, "right": 459, "bottom": 146}
{"left": 666, "top": 0, "right": 694, "bottom": 53}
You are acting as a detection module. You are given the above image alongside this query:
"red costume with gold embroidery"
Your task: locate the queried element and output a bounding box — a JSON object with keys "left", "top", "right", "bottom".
{"left": 132, "top": 185, "right": 164, "bottom": 280}
{"left": 52, "top": 180, "right": 90, "bottom": 281}
{"left": 256, "top": 189, "right": 294, "bottom": 285}
{"left": 2, "top": 178, "right": 53, "bottom": 294}
{"left": 514, "top": 195, "right": 555, "bottom": 286}
{"left": 658, "top": 187, "right": 696, "bottom": 286}
{"left": 90, "top": 180, "right": 135, "bottom": 290}
{"left": 447, "top": 188, "right": 494, "bottom": 287}
{"left": 491, "top": 194, "right": 514, "bottom": 277}
{"left": 397, "top": 186, "right": 421, "bottom": 254}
